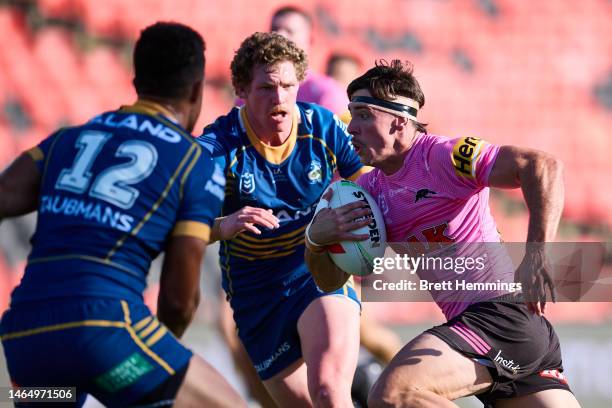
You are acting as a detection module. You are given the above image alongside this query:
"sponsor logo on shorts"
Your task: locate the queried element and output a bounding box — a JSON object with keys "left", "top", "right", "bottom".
{"left": 95, "top": 352, "right": 154, "bottom": 393}
{"left": 539, "top": 369, "right": 569, "bottom": 385}
{"left": 451, "top": 136, "right": 484, "bottom": 179}
{"left": 254, "top": 342, "right": 291, "bottom": 373}
{"left": 493, "top": 350, "right": 521, "bottom": 375}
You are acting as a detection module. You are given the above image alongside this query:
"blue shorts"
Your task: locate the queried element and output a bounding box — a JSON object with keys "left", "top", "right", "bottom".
{"left": 231, "top": 273, "right": 360, "bottom": 380}
{"left": 0, "top": 298, "right": 192, "bottom": 407}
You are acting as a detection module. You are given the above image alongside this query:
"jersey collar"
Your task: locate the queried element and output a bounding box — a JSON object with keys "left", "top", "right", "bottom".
{"left": 239, "top": 105, "right": 299, "bottom": 165}
{"left": 119, "top": 99, "right": 180, "bottom": 124}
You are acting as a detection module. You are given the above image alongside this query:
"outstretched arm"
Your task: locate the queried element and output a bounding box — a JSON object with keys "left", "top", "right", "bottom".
{"left": 488, "top": 145, "right": 564, "bottom": 315}
{"left": 0, "top": 153, "right": 41, "bottom": 220}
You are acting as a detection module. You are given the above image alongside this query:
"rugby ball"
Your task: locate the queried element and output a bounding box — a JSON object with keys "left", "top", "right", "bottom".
{"left": 313, "top": 180, "right": 386, "bottom": 276}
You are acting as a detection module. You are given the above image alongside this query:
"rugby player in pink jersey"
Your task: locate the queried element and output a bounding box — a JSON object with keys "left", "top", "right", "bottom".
{"left": 305, "top": 60, "right": 580, "bottom": 407}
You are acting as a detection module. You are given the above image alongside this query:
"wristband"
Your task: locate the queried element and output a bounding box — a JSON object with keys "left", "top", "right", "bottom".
{"left": 305, "top": 222, "right": 327, "bottom": 253}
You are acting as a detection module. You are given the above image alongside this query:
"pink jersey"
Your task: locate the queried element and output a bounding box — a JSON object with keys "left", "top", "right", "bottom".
{"left": 357, "top": 133, "right": 515, "bottom": 319}
{"left": 298, "top": 70, "right": 349, "bottom": 115}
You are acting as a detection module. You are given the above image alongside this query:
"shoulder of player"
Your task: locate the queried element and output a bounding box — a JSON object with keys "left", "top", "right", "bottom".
{"left": 198, "top": 108, "right": 243, "bottom": 150}
{"left": 87, "top": 109, "right": 198, "bottom": 147}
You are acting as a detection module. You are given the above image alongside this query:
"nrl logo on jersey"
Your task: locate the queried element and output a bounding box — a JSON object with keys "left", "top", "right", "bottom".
{"left": 240, "top": 172, "right": 255, "bottom": 195}
{"left": 306, "top": 160, "right": 322, "bottom": 184}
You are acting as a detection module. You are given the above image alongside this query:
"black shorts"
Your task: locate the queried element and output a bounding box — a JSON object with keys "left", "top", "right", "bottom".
{"left": 426, "top": 296, "right": 572, "bottom": 406}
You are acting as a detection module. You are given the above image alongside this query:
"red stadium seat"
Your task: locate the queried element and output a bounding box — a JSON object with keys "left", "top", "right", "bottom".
{"left": 0, "top": 125, "right": 18, "bottom": 169}
{"left": 37, "top": 0, "right": 76, "bottom": 19}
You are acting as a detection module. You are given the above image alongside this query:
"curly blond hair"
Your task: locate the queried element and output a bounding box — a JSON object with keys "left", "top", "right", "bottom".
{"left": 231, "top": 32, "right": 308, "bottom": 92}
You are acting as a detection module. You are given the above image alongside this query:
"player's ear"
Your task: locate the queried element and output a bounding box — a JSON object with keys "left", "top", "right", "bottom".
{"left": 235, "top": 86, "right": 247, "bottom": 100}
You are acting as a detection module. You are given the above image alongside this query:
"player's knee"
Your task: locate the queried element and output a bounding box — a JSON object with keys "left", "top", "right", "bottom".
{"left": 367, "top": 373, "right": 425, "bottom": 408}
{"left": 311, "top": 380, "right": 349, "bottom": 408}
{"left": 313, "top": 384, "right": 335, "bottom": 408}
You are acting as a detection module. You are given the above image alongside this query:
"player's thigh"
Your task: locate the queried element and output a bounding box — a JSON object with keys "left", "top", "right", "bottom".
{"left": 494, "top": 389, "right": 581, "bottom": 408}
{"left": 372, "top": 332, "right": 493, "bottom": 401}
{"left": 174, "top": 354, "right": 246, "bottom": 408}
{"left": 263, "top": 358, "right": 311, "bottom": 407}
{"left": 297, "top": 294, "right": 361, "bottom": 382}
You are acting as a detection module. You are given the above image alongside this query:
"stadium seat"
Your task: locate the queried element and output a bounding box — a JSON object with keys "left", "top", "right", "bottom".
{"left": 0, "top": 125, "right": 17, "bottom": 169}
{"left": 37, "top": 0, "right": 76, "bottom": 19}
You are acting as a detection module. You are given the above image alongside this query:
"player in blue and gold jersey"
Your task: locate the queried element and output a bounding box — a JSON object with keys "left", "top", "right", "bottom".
{"left": 198, "top": 32, "right": 370, "bottom": 407}
{"left": 0, "top": 22, "right": 245, "bottom": 407}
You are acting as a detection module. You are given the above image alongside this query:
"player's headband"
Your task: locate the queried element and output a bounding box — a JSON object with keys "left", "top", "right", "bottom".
{"left": 349, "top": 95, "right": 419, "bottom": 121}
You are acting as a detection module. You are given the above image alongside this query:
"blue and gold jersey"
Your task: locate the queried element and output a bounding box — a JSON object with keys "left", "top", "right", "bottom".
{"left": 198, "top": 102, "right": 364, "bottom": 297}
{"left": 11, "top": 100, "right": 225, "bottom": 304}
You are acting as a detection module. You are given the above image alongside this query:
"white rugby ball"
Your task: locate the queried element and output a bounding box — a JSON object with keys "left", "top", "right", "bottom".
{"left": 313, "top": 180, "right": 386, "bottom": 276}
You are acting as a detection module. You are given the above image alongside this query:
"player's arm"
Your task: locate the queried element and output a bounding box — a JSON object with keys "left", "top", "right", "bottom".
{"left": 157, "top": 151, "right": 224, "bottom": 337}
{"left": 158, "top": 235, "right": 207, "bottom": 338}
{"left": 0, "top": 152, "right": 41, "bottom": 220}
{"left": 488, "top": 145, "right": 564, "bottom": 315}
{"left": 488, "top": 145, "right": 564, "bottom": 242}
{"left": 305, "top": 189, "right": 371, "bottom": 292}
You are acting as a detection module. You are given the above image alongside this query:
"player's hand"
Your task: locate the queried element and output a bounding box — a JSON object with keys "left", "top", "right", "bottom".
{"left": 515, "top": 244, "right": 556, "bottom": 316}
{"left": 218, "top": 207, "right": 280, "bottom": 239}
{"left": 308, "top": 188, "right": 372, "bottom": 246}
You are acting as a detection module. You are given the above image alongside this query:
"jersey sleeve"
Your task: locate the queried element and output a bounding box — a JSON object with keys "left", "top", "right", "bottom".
{"left": 329, "top": 113, "right": 364, "bottom": 179}
{"left": 171, "top": 149, "right": 225, "bottom": 242}
{"left": 196, "top": 122, "right": 231, "bottom": 172}
{"left": 26, "top": 130, "right": 63, "bottom": 173}
{"left": 431, "top": 136, "right": 501, "bottom": 196}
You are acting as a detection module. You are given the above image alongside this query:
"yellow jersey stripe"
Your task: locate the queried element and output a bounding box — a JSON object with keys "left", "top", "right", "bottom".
{"left": 228, "top": 244, "right": 286, "bottom": 257}
{"left": 229, "top": 237, "right": 304, "bottom": 256}
{"left": 106, "top": 144, "right": 198, "bottom": 260}
{"left": 348, "top": 166, "right": 373, "bottom": 181}
{"left": 138, "top": 319, "right": 160, "bottom": 339}
{"left": 229, "top": 248, "right": 297, "bottom": 261}
{"left": 297, "top": 135, "right": 337, "bottom": 166}
{"left": 41, "top": 128, "right": 67, "bottom": 186}
{"left": 179, "top": 146, "right": 201, "bottom": 201}
{"left": 232, "top": 232, "right": 304, "bottom": 249}
{"left": 121, "top": 301, "right": 174, "bottom": 375}
{"left": 171, "top": 221, "right": 211, "bottom": 242}
{"left": 26, "top": 146, "right": 44, "bottom": 162}
{"left": 227, "top": 145, "right": 250, "bottom": 171}
{"left": 145, "top": 326, "right": 168, "bottom": 347}
{"left": 0, "top": 320, "right": 126, "bottom": 341}
{"left": 133, "top": 316, "right": 152, "bottom": 331}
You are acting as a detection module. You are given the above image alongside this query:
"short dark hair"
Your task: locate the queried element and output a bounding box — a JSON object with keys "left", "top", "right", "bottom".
{"left": 347, "top": 59, "right": 427, "bottom": 133}
{"left": 133, "top": 22, "right": 205, "bottom": 99}
{"left": 231, "top": 32, "right": 307, "bottom": 93}
{"left": 271, "top": 5, "right": 313, "bottom": 28}
{"left": 326, "top": 53, "right": 361, "bottom": 76}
